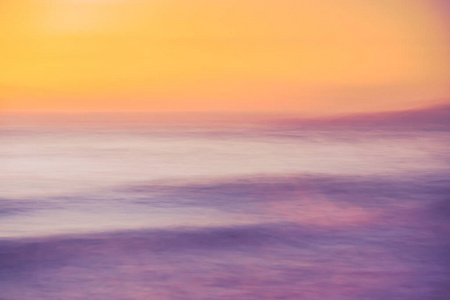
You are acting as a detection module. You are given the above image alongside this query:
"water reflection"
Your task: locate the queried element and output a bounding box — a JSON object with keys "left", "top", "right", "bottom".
{"left": 0, "top": 113, "right": 449, "bottom": 299}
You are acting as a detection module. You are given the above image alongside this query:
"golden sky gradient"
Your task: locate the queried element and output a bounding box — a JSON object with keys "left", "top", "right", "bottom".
{"left": 1, "top": 0, "right": 449, "bottom": 114}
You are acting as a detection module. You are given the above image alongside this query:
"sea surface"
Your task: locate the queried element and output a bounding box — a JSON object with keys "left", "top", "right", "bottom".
{"left": 0, "top": 114, "right": 449, "bottom": 299}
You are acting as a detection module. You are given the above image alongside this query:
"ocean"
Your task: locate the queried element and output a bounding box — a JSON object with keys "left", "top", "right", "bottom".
{"left": 1, "top": 113, "right": 449, "bottom": 299}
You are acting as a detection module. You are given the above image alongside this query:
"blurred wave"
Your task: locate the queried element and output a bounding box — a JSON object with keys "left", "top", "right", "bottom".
{"left": 1, "top": 173, "right": 449, "bottom": 299}
{"left": 1, "top": 107, "right": 449, "bottom": 299}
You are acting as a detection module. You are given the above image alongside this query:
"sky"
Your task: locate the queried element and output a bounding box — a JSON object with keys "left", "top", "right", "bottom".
{"left": 1, "top": 0, "right": 449, "bottom": 114}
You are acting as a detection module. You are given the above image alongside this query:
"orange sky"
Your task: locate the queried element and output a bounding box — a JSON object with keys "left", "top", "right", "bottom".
{"left": 1, "top": 0, "right": 449, "bottom": 114}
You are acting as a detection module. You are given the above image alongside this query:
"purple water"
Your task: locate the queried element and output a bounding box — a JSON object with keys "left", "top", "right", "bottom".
{"left": 1, "top": 113, "right": 449, "bottom": 299}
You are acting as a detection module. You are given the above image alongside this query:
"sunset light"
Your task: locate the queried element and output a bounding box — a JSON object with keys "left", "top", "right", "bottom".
{"left": 1, "top": 2, "right": 450, "bottom": 299}
{"left": 1, "top": 0, "right": 449, "bottom": 113}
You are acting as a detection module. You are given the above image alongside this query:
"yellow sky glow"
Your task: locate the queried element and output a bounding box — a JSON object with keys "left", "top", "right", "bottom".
{"left": 1, "top": 0, "right": 449, "bottom": 114}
